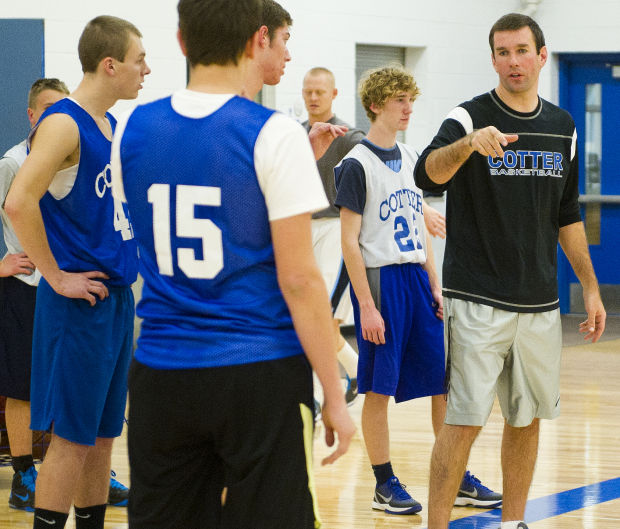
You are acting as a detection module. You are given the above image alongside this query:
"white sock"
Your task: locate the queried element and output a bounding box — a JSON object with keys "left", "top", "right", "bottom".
{"left": 500, "top": 522, "right": 524, "bottom": 529}
{"left": 336, "top": 341, "right": 358, "bottom": 378}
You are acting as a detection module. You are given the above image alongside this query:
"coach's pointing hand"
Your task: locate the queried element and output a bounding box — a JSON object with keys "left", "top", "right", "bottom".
{"left": 468, "top": 126, "right": 519, "bottom": 158}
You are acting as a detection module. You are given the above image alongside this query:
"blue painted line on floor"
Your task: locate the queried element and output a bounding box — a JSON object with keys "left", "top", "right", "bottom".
{"left": 426, "top": 476, "right": 620, "bottom": 528}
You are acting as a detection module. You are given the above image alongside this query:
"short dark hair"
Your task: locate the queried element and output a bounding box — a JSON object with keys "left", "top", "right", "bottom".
{"left": 261, "top": 0, "right": 292, "bottom": 41}
{"left": 78, "top": 16, "right": 142, "bottom": 73}
{"left": 178, "top": 0, "right": 263, "bottom": 66}
{"left": 28, "top": 78, "right": 70, "bottom": 109}
{"left": 489, "top": 13, "right": 545, "bottom": 55}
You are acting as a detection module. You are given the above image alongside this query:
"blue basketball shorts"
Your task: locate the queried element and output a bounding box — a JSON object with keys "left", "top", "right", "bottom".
{"left": 30, "top": 278, "right": 135, "bottom": 445}
{"left": 350, "top": 262, "right": 445, "bottom": 403}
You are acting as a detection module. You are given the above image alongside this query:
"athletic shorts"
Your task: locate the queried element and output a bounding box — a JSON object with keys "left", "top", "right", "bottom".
{"left": 30, "top": 279, "right": 134, "bottom": 445}
{"left": 351, "top": 262, "right": 445, "bottom": 403}
{"left": 311, "top": 217, "right": 353, "bottom": 324}
{"left": 0, "top": 276, "right": 36, "bottom": 400}
{"left": 127, "top": 354, "right": 319, "bottom": 529}
{"left": 444, "top": 298, "right": 562, "bottom": 427}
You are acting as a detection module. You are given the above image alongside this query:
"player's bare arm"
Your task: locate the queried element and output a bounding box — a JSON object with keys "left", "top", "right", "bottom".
{"left": 271, "top": 211, "right": 355, "bottom": 465}
{"left": 421, "top": 230, "right": 443, "bottom": 320}
{"left": 340, "top": 207, "right": 386, "bottom": 345}
{"left": 559, "top": 221, "right": 606, "bottom": 342}
{"left": 5, "top": 114, "right": 109, "bottom": 306}
{"left": 425, "top": 126, "right": 519, "bottom": 185}
{"left": 308, "top": 122, "right": 347, "bottom": 160}
{"left": 422, "top": 199, "right": 446, "bottom": 239}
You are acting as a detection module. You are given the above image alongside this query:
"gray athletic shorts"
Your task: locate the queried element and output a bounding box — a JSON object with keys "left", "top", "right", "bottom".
{"left": 444, "top": 298, "right": 562, "bottom": 427}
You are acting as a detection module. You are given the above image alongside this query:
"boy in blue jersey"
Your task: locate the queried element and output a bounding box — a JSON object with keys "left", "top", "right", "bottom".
{"left": 336, "top": 66, "right": 500, "bottom": 516}
{"left": 110, "top": 1, "right": 355, "bottom": 528}
{"left": 6, "top": 16, "right": 150, "bottom": 529}
{"left": 0, "top": 78, "right": 69, "bottom": 513}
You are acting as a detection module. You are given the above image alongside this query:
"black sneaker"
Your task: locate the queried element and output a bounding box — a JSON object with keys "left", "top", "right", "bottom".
{"left": 108, "top": 470, "right": 128, "bottom": 507}
{"left": 454, "top": 471, "right": 502, "bottom": 508}
{"left": 9, "top": 466, "right": 37, "bottom": 512}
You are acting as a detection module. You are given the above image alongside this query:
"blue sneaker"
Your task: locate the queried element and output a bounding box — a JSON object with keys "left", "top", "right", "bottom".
{"left": 344, "top": 375, "right": 358, "bottom": 406}
{"left": 108, "top": 470, "right": 128, "bottom": 507}
{"left": 9, "top": 466, "right": 37, "bottom": 512}
{"left": 372, "top": 476, "right": 422, "bottom": 515}
{"left": 454, "top": 471, "right": 502, "bottom": 508}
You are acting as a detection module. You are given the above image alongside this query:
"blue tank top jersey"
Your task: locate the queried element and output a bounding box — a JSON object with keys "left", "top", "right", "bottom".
{"left": 120, "top": 95, "right": 305, "bottom": 369}
{"left": 37, "top": 98, "right": 138, "bottom": 286}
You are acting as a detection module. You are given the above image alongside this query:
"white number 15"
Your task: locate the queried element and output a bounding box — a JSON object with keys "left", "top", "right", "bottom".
{"left": 147, "top": 183, "right": 223, "bottom": 279}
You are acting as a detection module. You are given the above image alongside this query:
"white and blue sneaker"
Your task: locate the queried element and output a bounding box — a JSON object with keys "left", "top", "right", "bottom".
{"left": 454, "top": 471, "right": 502, "bottom": 508}
{"left": 372, "top": 476, "right": 422, "bottom": 515}
{"left": 344, "top": 375, "right": 358, "bottom": 406}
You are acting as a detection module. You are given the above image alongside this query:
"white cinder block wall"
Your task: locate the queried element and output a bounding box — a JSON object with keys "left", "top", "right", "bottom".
{"left": 2, "top": 0, "right": 620, "bottom": 151}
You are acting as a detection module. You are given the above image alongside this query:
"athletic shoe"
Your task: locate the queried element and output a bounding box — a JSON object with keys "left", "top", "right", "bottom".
{"left": 9, "top": 465, "right": 37, "bottom": 512}
{"left": 454, "top": 471, "right": 502, "bottom": 508}
{"left": 313, "top": 398, "right": 322, "bottom": 422}
{"left": 108, "top": 470, "right": 128, "bottom": 507}
{"left": 344, "top": 375, "right": 358, "bottom": 406}
{"left": 372, "top": 476, "right": 422, "bottom": 515}
{"left": 517, "top": 523, "right": 529, "bottom": 529}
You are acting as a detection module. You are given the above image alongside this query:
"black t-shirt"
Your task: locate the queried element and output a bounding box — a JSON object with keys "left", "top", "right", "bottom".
{"left": 415, "top": 90, "right": 581, "bottom": 312}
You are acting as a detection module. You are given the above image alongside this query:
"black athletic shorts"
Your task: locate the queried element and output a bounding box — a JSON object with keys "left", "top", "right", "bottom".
{"left": 0, "top": 276, "right": 36, "bottom": 400}
{"left": 127, "top": 354, "right": 320, "bottom": 529}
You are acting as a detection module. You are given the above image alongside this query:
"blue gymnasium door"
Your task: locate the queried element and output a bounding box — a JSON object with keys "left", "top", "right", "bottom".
{"left": 559, "top": 54, "right": 620, "bottom": 314}
{"left": 0, "top": 19, "right": 45, "bottom": 154}
{"left": 0, "top": 19, "right": 44, "bottom": 257}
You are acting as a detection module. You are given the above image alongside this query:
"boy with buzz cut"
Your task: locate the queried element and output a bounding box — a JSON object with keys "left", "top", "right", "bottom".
{"left": 111, "top": 0, "right": 355, "bottom": 528}
{"left": 6, "top": 15, "right": 149, "bottom": 529}
{"left": 1, "top": 78, "right": 69, "bottom": 513}
{"left": 335, "top": 65, "right": 500, "bottom": 516}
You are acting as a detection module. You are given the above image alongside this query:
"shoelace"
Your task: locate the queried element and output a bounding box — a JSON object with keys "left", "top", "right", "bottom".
{"left": 110, "top": 470, "right": 127, "bottom": 491}
{"left": 463, "top": 471, "right": 492, "bottom": 493}
{"left": 388, "top": 478, "right": 412, "bottom": 501}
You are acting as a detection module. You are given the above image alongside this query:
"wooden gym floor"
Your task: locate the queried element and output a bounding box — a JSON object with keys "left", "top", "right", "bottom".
{"left": 0, "top": 314, "right": 618, "bottom": 528}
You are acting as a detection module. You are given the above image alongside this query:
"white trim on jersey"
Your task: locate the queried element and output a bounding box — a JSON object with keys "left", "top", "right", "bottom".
{"left": 446, "top": 106, "right": 474, "bottom": 135}
{"left": 111, "top": 90, "right": 328, "bottom": 223}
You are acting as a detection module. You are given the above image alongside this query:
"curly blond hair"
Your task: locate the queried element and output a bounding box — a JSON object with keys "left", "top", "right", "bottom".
{"left": 358, "top": 64, "right": 420, "bottom": 122}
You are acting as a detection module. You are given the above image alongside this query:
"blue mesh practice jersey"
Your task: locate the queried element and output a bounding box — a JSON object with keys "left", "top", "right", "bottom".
{"left": 114, "top": 93, "right": 327, "bottom": 369}
{"left": 35, "top": 98, "right": 138, "bottom": 287}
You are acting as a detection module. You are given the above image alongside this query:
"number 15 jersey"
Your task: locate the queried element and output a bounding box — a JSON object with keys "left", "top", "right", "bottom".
{"left": 112, "top": 91, "right": 328, "bottom": 370}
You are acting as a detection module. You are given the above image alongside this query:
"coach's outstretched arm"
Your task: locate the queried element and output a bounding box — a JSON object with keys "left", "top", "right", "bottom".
{"left": 424, "top": 127, "right": 519, "bottom": 185}
{"left": 271, "top": 212, "right": 356, "bottom": 465}
{"left": 559, "top": 221, "right": 606, "bottom": 342}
